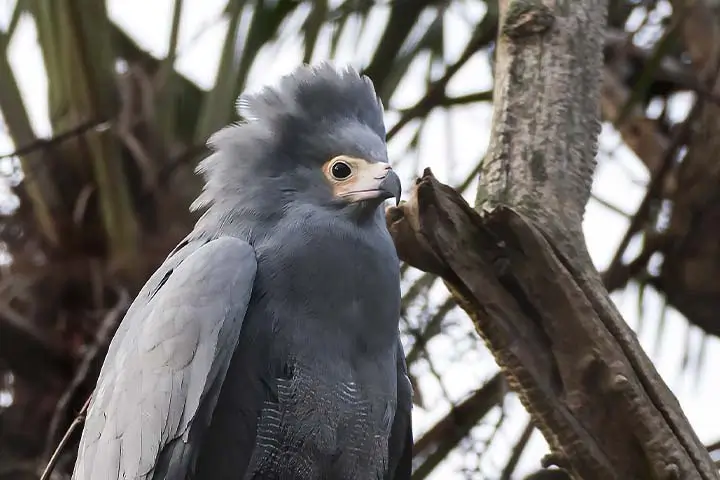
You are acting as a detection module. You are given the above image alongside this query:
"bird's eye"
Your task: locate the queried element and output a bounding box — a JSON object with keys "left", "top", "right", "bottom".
{"left": 330, "top": 161, "right": 353, "bottom": 180}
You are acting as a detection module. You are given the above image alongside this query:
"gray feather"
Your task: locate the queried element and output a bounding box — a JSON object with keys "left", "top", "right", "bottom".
{"left": 192, "top": 63, "right": 387, "bottom": 216}
{"left": 73, "top": 62, "right": 411, "bottom": 480}
{"left": 73, "top": 237, "right": 257, "bottom": 480}
{"left": 386, "top": 340, "right": 413, "bottom": 479}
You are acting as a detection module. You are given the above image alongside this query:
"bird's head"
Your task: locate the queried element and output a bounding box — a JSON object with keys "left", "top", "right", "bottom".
{"left": 192, "top": 63, "right": 401, "bottom": 223}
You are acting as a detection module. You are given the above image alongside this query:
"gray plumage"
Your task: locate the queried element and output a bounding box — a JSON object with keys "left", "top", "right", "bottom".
{"left": 72, "top": 63, "right": 412, "bottom": 480}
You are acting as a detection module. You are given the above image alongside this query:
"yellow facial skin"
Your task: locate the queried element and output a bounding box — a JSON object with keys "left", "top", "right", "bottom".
{"left": 323, "top": 155, "right": 396, "bottom": 204}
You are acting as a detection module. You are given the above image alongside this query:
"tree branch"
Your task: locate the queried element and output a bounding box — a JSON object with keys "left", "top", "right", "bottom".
{"left": 387, "top": 170, "right": 717, "bottom": 479}
{"left": 651, "top": 0, "right": 720, "bottom": 337}
{"left": 411, "top": 373, "right": 505, "bottom": 479}
{"left": 386, "top": 0, "right": 719, "bottom": 477}
{"left": 500, "top": 419, "right": 535, "bottom": 480}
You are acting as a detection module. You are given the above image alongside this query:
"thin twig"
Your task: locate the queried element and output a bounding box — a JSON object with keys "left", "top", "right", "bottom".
{"left": 386, "top": 27, "right": 494, "bottom": 141}
{"left": 39, "top": 396, "right": 90, "bottom": 480}
{"left": 406, "top": 296, "right": 456, "bottom": 365}
{"left": 500, "top": 419, "right": 536, "bottom": 480}
{"left": 0, "top": 300, "right": 65, "bottom": 357}
{"left": 0, "top": 118, "right": 107, "bottom": 160}
{"left": 412, "top": 374, "right": 506, "bottom": 479}
{"left": 42, "top": 288, "right": 130, "bottom": 465}
{"left": 387, "top": 90, "right": 492, "bottom": 140}
{"left": 602, "top": 100, "right": 701, "bottom": 290}
{"left": 590, "top": 192, "right": 631, "bottom": 217}
{"left": 707, "top": 439, "right": 720, "bottom": 453}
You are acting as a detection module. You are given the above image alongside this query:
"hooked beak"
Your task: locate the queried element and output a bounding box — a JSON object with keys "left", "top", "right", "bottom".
{"left": 341, "top": 162, "right": 402, "bottom": 206}
{"left": 376, "top": 167, "right": 402, "bottom": 206}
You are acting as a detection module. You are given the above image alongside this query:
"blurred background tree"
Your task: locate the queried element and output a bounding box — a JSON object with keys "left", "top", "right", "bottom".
{"left": 0, "top": 0, "right": 719, "bottom": 478}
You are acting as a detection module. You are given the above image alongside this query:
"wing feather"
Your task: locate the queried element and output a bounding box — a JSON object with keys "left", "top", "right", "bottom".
{"left": 387, "top": 339, "right": 413, "bottom": 479}
{"left": 73, "top": 236, "right": 257, "bottom": 480}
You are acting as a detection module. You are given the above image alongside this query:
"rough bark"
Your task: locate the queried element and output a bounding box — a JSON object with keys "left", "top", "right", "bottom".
{"left": 386, "top": 1, "right": 719, "bottom": 478}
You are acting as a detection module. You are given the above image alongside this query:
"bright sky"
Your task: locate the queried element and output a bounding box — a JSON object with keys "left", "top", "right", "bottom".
{"left": 1, "top": 1, "right": 719, "bottom": 478}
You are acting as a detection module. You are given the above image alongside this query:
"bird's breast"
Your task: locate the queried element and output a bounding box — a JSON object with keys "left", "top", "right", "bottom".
{"left": 239, "top": 216, "right": 401, "bottom": 478}
{"left": 252, "top": 222, "right": 401, "bottom": 351}
{"left": 246, "top": 363, "right": 396, "bottom": 479}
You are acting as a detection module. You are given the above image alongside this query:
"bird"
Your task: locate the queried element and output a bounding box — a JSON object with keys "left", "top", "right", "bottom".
{"left": 72, "top": 63, "right": 413, "bottom": 480}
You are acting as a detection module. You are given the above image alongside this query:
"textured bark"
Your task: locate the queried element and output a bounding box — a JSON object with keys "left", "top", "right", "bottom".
{"left": 387, "top": 0, "right": 719, "bottom": 478}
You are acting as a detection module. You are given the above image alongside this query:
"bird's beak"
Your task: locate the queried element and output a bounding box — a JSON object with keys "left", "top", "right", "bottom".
{"left": 342, "top": 162, "right": 402, "bottom": 205}
{"left": 377, "top": 166, "right": 402, "bottom": 206}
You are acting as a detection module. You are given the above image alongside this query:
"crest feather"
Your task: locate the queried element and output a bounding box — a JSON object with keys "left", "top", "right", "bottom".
{"left": 192, "top": 63, "right": 387, "bottom": 214}
{"left": 234, "top": 62, "right": 385, "bottom": 138}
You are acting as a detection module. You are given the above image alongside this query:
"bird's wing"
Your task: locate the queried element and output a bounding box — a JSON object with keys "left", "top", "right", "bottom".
{"left": 387, "top": 339, "right": 413, "bottom": 480}
{"left": 72, "top": 236, "right": 257, "bottom": 480}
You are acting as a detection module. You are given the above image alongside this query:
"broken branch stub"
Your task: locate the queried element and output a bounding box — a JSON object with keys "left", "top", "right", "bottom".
{"left": 386, "top": 169, "right": 718, "bottom": 480}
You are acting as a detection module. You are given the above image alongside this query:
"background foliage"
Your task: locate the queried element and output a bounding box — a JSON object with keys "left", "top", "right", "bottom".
{"left": 0, "top": 0, "right": 719, "bottom": 478}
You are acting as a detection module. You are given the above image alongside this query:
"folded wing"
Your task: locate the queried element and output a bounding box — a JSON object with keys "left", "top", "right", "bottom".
{"left": 72, "top": 236, "right": 257, "bottom": 480}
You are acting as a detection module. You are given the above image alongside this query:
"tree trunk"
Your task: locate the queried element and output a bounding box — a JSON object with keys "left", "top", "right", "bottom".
{"left": 386, "top": 1, "right": 719, "bottom": 478}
